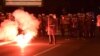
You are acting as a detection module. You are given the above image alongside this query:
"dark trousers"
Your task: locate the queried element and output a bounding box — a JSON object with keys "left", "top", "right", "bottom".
{"left": 95, "top": 27, "right": 100, "bottom": 38}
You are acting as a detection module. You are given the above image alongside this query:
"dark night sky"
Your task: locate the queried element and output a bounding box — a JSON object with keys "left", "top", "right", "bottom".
{"left": 0, "top": 0, "right": 99, "bottom": 8}
{"left": 43, "top": 0, "right": 100, "bottom": 13}
{"left": 44, "top": 0, "right": 98, "bottom": 8}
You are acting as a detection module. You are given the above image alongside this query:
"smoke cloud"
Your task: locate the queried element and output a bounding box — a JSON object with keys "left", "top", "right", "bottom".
{"left": 0, "top": 9, "right": 40, "bottom": 42}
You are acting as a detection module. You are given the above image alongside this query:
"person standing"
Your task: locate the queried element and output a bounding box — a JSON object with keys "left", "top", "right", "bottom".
{"left": 46, "top": 14, "right": 57, "bottom": 44}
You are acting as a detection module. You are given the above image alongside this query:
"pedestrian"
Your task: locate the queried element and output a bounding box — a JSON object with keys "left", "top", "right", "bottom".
{"left": 46, "top": 14, "right": 57, "bottom": 45}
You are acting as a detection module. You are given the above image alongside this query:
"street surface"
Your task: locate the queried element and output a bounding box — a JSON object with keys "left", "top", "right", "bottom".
{"left": 0, "top": 37, "right": 99, "bottom": 56}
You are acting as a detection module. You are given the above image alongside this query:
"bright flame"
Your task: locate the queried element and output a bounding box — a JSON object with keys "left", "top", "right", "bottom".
{"left": 16, "top": 31, "right": 37, "bottom": 48}
{"left": 16, "top": 34, "right": 25, "bottom": 48}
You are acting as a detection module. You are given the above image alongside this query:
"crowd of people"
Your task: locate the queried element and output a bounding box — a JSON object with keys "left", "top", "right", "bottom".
{"left": 0, "top": 11, "right": 98, "bottom": 44}
{"left": 37, "top": 12, "right": 96, "bottom": 38}
{"left": 35, "top": 12, "right": 96, "bottom": 44}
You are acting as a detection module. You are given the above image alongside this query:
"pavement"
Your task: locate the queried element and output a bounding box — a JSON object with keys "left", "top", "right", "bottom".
{"left": 0, "top": 36, "right": 67, "bottom": 56}
{"left": 0, "top": 36, "right": 100, "bottom": 56}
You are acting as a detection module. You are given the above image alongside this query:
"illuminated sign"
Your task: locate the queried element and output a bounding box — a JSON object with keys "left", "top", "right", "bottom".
{"left": 5, "top": 0, "right": 42, "bottom": 7}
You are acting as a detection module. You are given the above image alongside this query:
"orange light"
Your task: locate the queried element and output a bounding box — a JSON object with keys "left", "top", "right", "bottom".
{"left": 16, "top": 31, "right": 37, "bottom": 48}
{"left": 16, "top": 34, "right": 26, "bottom": 48}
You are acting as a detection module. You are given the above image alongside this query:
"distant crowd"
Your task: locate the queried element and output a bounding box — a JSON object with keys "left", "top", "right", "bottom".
{"left": 0, "top": 11, "right": 98, "bottom": 39}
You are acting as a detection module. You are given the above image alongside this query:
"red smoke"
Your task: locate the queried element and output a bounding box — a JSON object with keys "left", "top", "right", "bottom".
{"left": 0, "top": 19, "right": 18, "bottom": 41}
{"left": 13, "top": 9, "right": 40, "bottom": 47}
{"left": 0, "top": 9, "right": 40, "bottom": 47}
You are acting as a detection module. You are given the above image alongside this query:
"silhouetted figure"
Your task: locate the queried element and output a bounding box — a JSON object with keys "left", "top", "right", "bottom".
{"left": 46, "top": 14, "right": 57, "bottom": 44}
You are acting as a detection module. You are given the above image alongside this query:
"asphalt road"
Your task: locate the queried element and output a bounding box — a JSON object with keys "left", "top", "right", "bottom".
{"left": 0, "top": 37, "right": 99, "bottom": 56}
